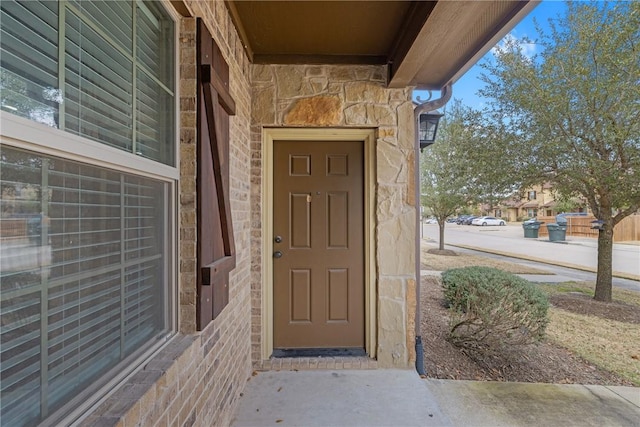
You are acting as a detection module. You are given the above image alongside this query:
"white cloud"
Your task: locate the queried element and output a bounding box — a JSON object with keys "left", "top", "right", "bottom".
{"left": 491, "top": 33, "right": 538, "bottom": 59}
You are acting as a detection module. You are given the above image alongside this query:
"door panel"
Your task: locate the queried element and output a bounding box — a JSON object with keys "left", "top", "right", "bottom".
{"left": 327, "top": 192, "right": 348, "bottom": 248}
{"left": 273, "top": 140, "right": 364, "bottom": 349}
{"left": 290, "top": 269, "right": 312, "bottom": 322}
{"left": 327, "top": 268, "right": 349, "bottom": 321}
{"left": 290, "top": 193, "right": 311, "bottom": 248}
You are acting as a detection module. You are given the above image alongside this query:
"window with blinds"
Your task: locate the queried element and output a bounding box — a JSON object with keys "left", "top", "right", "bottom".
{"left": 0, "top": 0, "right": 175, "bottom": 166}
{"left": 0, "top": 146, "right": 168, "bottom": 425}
{"left": 0, "top": 1, "right": 175, "bottom": 426}
{"left": 0, "top": 146, "right": 169, "bottom": 426}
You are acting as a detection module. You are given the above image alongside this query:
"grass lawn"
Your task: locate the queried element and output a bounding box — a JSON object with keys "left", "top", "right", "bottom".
{"left": 421, "top": 242, "right": 553, "bottom": 275}
{"left": 540, "top": 282, "right": 640, "bottom": 386}
{"left": 539, "top": 281, "right": 640, "bottom": 306}
{"left": 546, "top": 309, "right": 640, "bottom": 386}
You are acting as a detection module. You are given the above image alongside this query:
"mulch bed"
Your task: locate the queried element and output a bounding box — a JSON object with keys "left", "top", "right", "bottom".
{"left": 420, "top": 276, "right": 634, "bottom": 385}
{"left": 426, "top": 248, "right": 457, "bottom": 256}
{"left": 549, "top": 293, "right": 640, "bottom": 324}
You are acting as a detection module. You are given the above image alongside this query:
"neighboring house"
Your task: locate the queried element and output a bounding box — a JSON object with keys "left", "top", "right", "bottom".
{"left": 499, "top": 183, "right": 587, "bottom": 221}
{"left": 0, "top": 1, "right": 535, "bottom": 426}
{"left": 500, "top": 184, "right": 555, "bottom": 221}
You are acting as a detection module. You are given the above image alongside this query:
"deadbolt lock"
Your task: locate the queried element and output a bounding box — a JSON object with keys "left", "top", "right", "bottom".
{"left": 274, "top": 235, "right": 282, "bottom": 243}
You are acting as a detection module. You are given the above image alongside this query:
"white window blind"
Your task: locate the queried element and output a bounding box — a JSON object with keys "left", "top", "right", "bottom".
{"left": 0, "top": 1, "right": 176, "bottom": 425}
{"left": 0, "top": 0, "right": 175, "bottom": 166}
{"left": 0, "top": 146, "right": 169, "bottom": 426}
{"left": 64, "top": 8, "right": 135, "bottom": 152}
{"left": 0, "top": 1, "right": 59, "bottom": 127}
{"left": 135, "top": 1, "right": 175, "bottom": 165}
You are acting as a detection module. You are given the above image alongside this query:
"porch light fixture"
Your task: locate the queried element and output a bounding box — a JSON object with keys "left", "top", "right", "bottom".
{"left": 418, "top": 112, "right": 443, "bottom": 151}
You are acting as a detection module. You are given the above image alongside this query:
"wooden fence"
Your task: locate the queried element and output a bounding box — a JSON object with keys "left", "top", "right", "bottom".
{"left": 536, "top": 214, "right": 640, "bottom": 242}
{"left": 0, "top": 218, "right": 27, "bottom": 240}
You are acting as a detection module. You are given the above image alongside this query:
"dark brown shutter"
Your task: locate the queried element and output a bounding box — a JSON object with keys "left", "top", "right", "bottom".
{"left": 196, "top": 18, "right": 236, "bottom": 329}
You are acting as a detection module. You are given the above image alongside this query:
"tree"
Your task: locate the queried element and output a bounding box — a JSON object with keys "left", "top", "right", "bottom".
{"left": 455, "top": 113, "right": 523, "bottom": 215}
{"left": 480, "top": 1, "right": 640, "bottom": 301}
{"left": 420, "top": 101, "right": 474, "bottom": 250}
{"left": 421, "top": 100, "right": 522, "bottom": 249}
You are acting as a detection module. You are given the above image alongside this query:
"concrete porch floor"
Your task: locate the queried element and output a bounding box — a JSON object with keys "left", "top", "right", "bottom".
{"left": 231, "top": 369, "right": 640, "bottom": 426}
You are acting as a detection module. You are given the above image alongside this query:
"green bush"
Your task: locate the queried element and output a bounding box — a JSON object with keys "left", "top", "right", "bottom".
{"left": 441, "top": 266, "right": 549, "bottom": 354}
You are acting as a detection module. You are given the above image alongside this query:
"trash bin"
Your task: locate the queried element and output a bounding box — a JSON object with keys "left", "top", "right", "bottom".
{"left": 547, "top": 223, "right": 567, "bottom": 242}
{"left": 522, "top": 221, "right": 543, "bottom": 238}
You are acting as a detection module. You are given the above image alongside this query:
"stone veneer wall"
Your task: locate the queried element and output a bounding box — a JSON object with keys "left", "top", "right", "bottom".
{"left": 80, "top": 1, "right": 253, "bottom": 425}
{"left": 250, "top": 65, "right": 417, "bottom": 368}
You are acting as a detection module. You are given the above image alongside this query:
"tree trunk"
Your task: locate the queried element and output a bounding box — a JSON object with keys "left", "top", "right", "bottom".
{"left": 438, "top": 222, "right": 446, "bottom": 250}
{"left": 594, "top": 217, "right": 613, "bottom": 302}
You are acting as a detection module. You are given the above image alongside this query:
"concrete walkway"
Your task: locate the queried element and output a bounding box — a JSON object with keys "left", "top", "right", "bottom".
{"left": 231, "top": 369, "right": 640, "bottom": 426}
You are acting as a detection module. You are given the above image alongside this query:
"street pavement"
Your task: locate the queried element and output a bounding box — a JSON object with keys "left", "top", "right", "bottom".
{"left": 421, "top": 223, "right": 640, "bottom": 281}
{"left": 421, "top": 239, "right": 640, "bottom": 292}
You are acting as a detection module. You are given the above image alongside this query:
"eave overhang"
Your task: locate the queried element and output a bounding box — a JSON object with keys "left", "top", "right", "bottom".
{"left": 218, "top": 0, "right": 538, "bottom": 89}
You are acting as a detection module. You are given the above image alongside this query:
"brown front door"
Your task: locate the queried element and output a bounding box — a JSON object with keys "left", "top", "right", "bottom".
{"left": 273, "top": 140, "right": 364, "bottom": 349}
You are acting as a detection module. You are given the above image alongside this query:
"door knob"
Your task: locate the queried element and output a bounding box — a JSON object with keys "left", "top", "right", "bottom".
{"left": 274, "top": 235, "right": 282, "bottom": 243}
{"left": 273, "top": 251, "right": 283, "bottom": 259}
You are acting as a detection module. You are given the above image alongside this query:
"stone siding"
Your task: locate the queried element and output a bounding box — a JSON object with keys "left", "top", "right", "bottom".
{"left": 81, "top": 1, "right": 253, "bottom": 425}
{"left": 250, "top": 65, "right": 417, "bottom": 368}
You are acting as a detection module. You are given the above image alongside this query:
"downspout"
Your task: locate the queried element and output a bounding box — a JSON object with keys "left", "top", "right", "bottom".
{"left": 413, "top": 84, "right": 452, "bottom": 376}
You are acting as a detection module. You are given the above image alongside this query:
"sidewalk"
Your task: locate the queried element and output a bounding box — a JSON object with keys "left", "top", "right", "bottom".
{"left": 450, "top": 241, "right": 640, "bottom": 281}
{"left": 231, "top": 369, "right": 640, "bottom": 426}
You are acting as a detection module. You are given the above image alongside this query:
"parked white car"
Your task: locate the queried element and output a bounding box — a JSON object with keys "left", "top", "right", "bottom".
{"left": 471, "top": 216, "right": 506, "bottom": 226}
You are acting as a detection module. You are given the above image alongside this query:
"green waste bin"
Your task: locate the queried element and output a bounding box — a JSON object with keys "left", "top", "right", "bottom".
{"left": 547, "top": 223, "right": 567, "bottom": 242}
{"left": 522, "top": 221, "right": 543, "bottom": 238}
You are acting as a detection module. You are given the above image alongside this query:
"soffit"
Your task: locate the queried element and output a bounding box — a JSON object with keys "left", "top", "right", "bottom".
{"left": 225, "top": 0, "right": 537, "bottom": 89}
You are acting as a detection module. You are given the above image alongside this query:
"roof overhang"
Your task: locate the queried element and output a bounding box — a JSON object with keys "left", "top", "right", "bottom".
{"left": 522, "top": 201, "right": 540, "bottom": 208}
{"left": 223, "top": 0, "right": 539, "bottom": 89}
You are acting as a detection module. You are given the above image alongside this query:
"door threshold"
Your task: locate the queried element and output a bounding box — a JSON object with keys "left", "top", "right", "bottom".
{"left": 272, "top": 348, "right": 366, "bottom": 358}
{"left": 258, "top": 352, "right": 377, "bottom": 371}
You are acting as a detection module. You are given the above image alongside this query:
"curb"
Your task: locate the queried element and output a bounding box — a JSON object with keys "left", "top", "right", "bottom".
{"left": 446, "top": 243, "right": 640, "bottom": 282}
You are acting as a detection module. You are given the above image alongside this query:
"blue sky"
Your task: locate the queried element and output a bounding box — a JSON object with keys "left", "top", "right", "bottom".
{"left": 421, "top": 0, "right": 569, "bottom": 109}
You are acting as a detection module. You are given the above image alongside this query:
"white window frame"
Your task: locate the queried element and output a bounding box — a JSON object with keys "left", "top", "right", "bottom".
{"left": 0, "top": 0, "right": 180, "bottom": 424}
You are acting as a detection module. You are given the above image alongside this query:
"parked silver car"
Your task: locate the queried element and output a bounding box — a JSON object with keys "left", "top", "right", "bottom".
{"left": 471, "top": 216, "right": 506, "bottom": 226}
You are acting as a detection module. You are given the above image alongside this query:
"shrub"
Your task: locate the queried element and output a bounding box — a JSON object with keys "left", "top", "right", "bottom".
{"left": 441, "top": 266, "right": 549, "bottom": 354}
